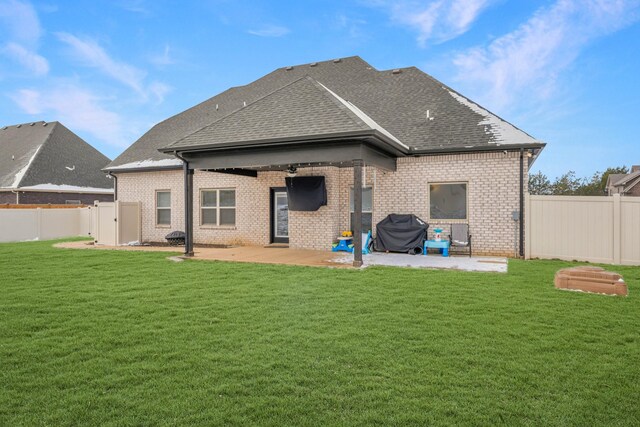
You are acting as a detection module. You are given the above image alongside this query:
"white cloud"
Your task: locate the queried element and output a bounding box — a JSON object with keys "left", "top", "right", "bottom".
{"left": 56, "top": 32, "right": 172, "bottom": 105}
{"left": 117, "top": 0, "right": 149, "bottom": 14}
{"left": 0, "top": 0, "right": 49, "bottom": 75}
{"left": 11, "top": 85, "right": 129, "bottom": 148}
{"left": 56, "top": 32, "right": 147, "bottom": 95}
{"left": 0, "top": 0, "right": 42, "bottom": 44}
{"left": 370, "top": 0, "right": 494, "bottom": 46}
{"left": 333, "top": 14, "right": 368, "bottom": 39}
{"left": 247, "top": 24, "right": 290, "bottom": 37}
{"left": 452, "top": 0, "right": 640, "bottom": 109}
{"left": 150, "top": 44, "right": 175, "bottom": 66}
{"left": 2, "top": 42, "right": 48, "bottom": 75}
{"left": 148, "top": 81, "right": 172, "bottom": 104}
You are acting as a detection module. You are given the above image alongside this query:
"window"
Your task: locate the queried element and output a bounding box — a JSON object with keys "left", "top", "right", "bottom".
{"left": 350, "top": 187, "right": 373, "bottom": 232}
{"left": 429, "top": 183, "right": 467, "bottom": 220}
{"left": 156, "top": 191, "right": 171, "bottom": 226}
{"left": 201, "top": 189, "right": 236, "bottom": 226}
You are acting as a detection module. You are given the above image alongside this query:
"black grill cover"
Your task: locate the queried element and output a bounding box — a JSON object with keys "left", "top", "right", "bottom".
{"left": 374, "top": 214, "right": 428, "bottom": 253}
{"left": 285, "top": 176, "right": 327, "bottom": 211}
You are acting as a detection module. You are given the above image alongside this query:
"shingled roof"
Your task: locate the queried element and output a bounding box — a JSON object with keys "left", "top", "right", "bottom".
{"left": 0, "top": 121, "right": 113, "bottom": 193}
{"left": 106, "top": 56, "right": 542, "bottom": 171}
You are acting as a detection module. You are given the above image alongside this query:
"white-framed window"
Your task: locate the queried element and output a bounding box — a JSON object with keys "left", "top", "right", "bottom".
{"left": 201, "top": 189, "right": 236, "bottom": 226}
{"left": 349, "top": 187, "right": 373, "bottom": 232}
{"left": 429, "top": 182, "right": 467, "bottom": 220}
{"left": 156, "top": 190, "right": 171, "bottom": 226}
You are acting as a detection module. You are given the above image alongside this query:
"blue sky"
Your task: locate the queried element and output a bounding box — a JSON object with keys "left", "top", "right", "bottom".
{"left": 1, "top": 0, "right": 639, "bottom": 178}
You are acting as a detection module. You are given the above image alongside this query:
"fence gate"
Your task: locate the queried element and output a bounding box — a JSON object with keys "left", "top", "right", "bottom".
{"left": 525, "top": 194, "right": 640, "bottom": 265}
{"left": 92, "top": 201, "right": 141, "bottom": 245}
{"left": 94, "top": 202, "right": 116, "bottom": 245}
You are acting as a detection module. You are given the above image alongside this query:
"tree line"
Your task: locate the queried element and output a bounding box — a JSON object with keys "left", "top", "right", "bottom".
{"left": 529, "top": 166, "right": 629, "bottom": 196}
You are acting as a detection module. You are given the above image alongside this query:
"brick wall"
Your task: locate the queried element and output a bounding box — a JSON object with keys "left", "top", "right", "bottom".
{"left": 116, "top": 168, "right": 340, "bottom": 250}
{"left": 116, "top": 151, "right": 525, "bottom": 256}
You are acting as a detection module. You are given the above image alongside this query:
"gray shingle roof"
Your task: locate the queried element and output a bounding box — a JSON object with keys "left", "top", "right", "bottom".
{"left": 613, "top": 170, "right": 640, "bottom": 187}
{"left": 170, "top": 77, "right": 376, "bottom": 149}
{"left": 0, "top": 121, "right": 113, "bottom": 191}
{"left": 107, "top": 56, "right": 542, "bottom": 170}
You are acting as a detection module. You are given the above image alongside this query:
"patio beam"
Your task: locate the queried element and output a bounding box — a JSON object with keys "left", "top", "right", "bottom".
{"left": 182, "top": 142, "right": 396, "bottom": 172}
{"left": 353, "top": 159, "right": 363, "bottom": 267}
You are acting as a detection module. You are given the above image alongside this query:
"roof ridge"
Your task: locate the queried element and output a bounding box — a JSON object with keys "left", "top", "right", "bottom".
{"left": 167, "top": 76, "right": 370, "bottom": 150}
{"left": 304, "top": 78, "right": 373, "bottom": 131}
{"left": 275, "top": 55, "right": 371, "bottom": 71}
{"left": 13, "top": 122, "right": 58, "bottom": 188}
{"left": 166, "top": 76, "right": 316, "bottom": 151}
{"left": 315, "top": 81, "right": 405, "bottom": 147}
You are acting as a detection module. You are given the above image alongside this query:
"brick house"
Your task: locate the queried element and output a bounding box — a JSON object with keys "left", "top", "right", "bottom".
{"left": 105, "top": 57, "right": 545, "bottom": 264}
{"left": 606, "top": 166, "right": 640, "bottom": 196}
{"left": 0, "top": 121, "right": 114, "bottom": 205}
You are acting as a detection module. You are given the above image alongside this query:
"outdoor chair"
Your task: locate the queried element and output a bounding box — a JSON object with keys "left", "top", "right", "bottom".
{"left": 449, "top": 224, "right": 471, "bottom": 257}
{"left": 348, "top": 231, "right": 373, "bottom": 255}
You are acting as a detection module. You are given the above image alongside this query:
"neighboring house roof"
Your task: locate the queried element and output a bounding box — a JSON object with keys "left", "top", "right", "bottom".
{"left": 613, "top": 170, "right": 640, "bottom": 187}
{"left": 606, "top": 170, "right": 640, "bottom": 195}
{"left": 0, "top": 121, "right": 113, "bottom": 193}
{"left": 106, "top": 56, "right": 543, "bottom": 171}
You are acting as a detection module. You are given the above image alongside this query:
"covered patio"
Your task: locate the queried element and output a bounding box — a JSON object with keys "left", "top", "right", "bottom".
{"left": 164, "top": 136, "right": 405, "bottom": 267}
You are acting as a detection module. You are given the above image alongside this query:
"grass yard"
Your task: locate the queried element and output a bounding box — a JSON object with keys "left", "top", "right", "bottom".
{"left": 1, "top": 240, "right": 639, "bottom": 426}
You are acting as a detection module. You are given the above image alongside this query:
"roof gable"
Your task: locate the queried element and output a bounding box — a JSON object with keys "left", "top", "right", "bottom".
{"left": 0, "top": 121, "right": 113, "bottom": 190}
{"left": 0, "top": 121, "right": 54, "bottom": 188}
{"left": 169, "top": 76, "right": 391, "bottom": 150}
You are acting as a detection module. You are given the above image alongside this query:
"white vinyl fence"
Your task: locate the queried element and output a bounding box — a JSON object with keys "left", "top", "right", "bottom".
{"left": 91, "top": 201, "right": 141, "bottom": 245}
{"left": 0, "top": 207, "right": 92, "bottom": 243}
{"left": 525, "top": 194, "right": 640, "bottom": 265}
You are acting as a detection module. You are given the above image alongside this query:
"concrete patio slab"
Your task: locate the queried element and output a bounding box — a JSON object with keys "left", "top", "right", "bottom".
{"left": 55, "top": 241, "right": 349, "bottom": 268}
{"left": 333, "top": 252, "right": 508, "bottom": 272}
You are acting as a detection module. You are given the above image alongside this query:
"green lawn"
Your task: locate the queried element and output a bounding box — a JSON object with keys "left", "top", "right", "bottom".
{"left": 1, "top": 240, "right": 639, "bottom": 426}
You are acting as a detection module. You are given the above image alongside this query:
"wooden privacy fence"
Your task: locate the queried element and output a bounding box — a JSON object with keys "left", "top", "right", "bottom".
{"left": 0, "top": 207, "right": 92, "bottom": 243}
{"left": 525, "top": 194, "right": 640, "bottom": 265}
{"left": 91, "top": 201, "right": 141, "bottom": 246}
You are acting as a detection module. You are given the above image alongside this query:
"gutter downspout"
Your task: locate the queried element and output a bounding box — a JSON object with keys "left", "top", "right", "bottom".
{"left": 108, "top": 172, "right": 118, "bottom": 201}
{"left": 519, "top": 148, "right": 524, "bottom": 258}
{"left": 11, "top": 190, "right": 19, "bottom": 204}
{"left": 174, "top": 152, "right": 194, "bottom": 257}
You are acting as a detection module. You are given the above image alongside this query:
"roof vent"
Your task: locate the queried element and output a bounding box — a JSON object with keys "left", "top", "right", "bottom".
{"left": 215, "top": 104, "right": 219, "bottom": 111}
{"left": 243, "top": 101, "right": 247, "bottom": 107}
{"left": 286, "top": 66, "right": 294, "bottom": 71}
{"left": 2, "top": 126, "right": 6, "bottom": 130}
{"left": 16, "top": 124, "right": 21, "bottom": 128}
{"left": 43, "top": 122, "right": 48, "bottom": 126}
{"left": 310, "top": 62, "right": 317, "bottom": 67}
{"left": 333, "top": 58, "right": 342, "bottom": 63}
{"left": 30, "top": 122, "right": 35, "bottom": 126}
{"left": 392, "top": 69, "right": 402, "bottom": 74}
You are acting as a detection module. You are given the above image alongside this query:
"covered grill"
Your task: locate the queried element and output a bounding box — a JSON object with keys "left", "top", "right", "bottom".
{"left": 374, "top": 214, "right": 428, "bottom": 254}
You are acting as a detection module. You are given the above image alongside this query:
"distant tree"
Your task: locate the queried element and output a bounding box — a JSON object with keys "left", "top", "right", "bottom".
{"left": 551, "top": 171, "right": 583, "bottom": 195}
{"left": 528, "top": 171, "right": 553, "bottom": 195}
{"left": 529, "top": 166, "right": 629, "bottom": 196}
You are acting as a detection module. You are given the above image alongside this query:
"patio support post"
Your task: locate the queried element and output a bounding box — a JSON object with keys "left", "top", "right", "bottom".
{"left": 183, "top": 161, "right": 194, "bottom": 257}
{"left": 353, "top": 159, "right": 363, "bottom": 267}
{"left": 519, "top": 148, "right": 524, "bottom": 258}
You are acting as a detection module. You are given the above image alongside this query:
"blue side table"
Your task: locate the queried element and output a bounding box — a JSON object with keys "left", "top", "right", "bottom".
{"left": 424, "top": 239, "right": 450, "bottom": 257}
{"left": 332, "top": 237, "right": 353, "bottom": 252}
